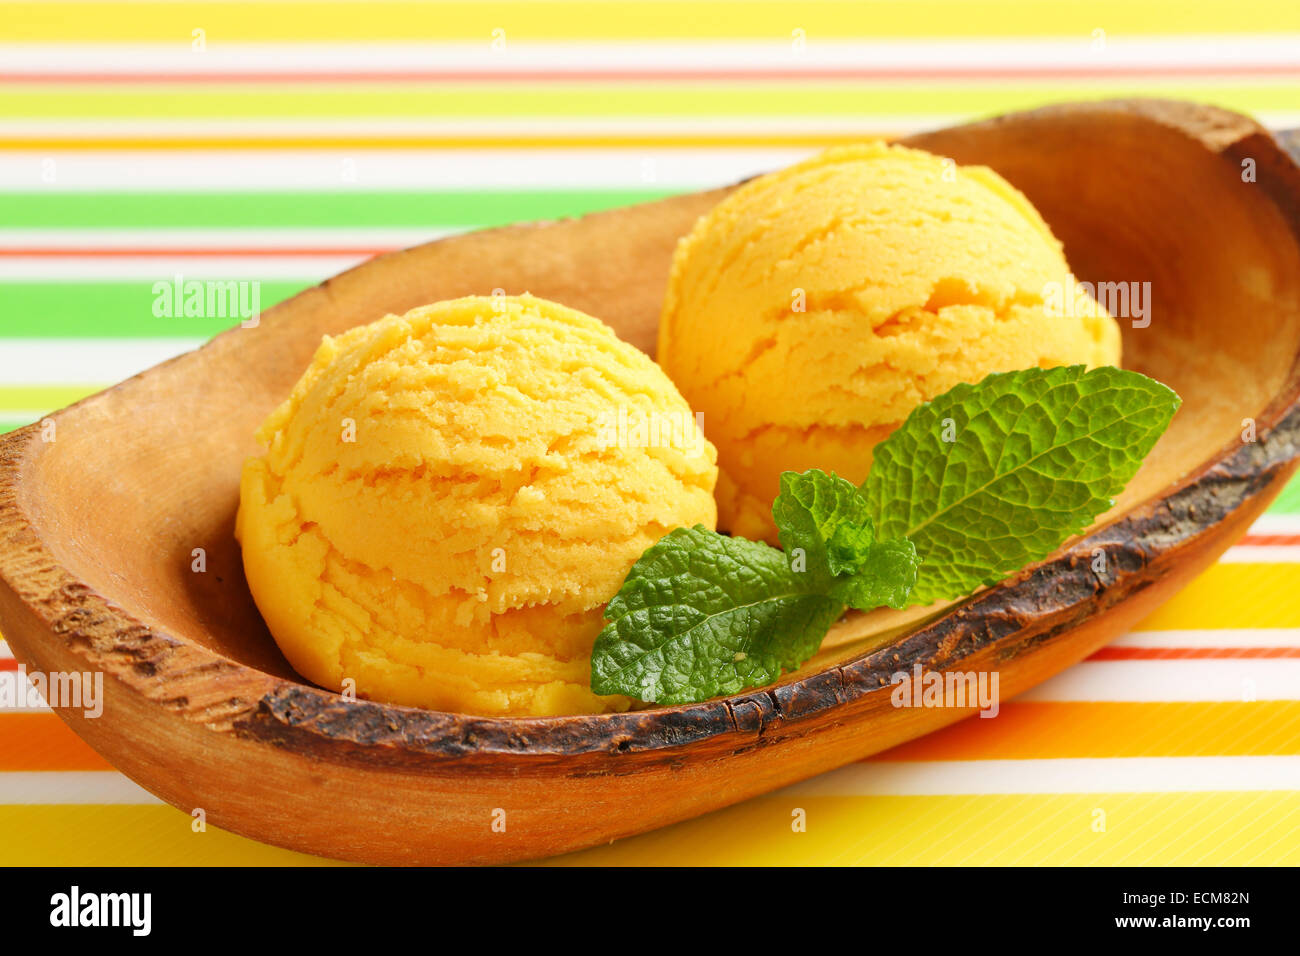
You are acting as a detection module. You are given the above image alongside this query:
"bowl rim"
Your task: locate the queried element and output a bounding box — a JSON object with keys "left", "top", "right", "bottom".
{"left": 2, "top": 98, "right": 1300, "bottom": 764}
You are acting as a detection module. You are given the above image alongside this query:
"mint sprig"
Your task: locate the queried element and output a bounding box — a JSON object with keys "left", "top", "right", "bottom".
{"left": 590, "top": 366, "right": 1180, "bottom": 704}
{"left": 773, "top": 469, "right": 918, "bottom": 611}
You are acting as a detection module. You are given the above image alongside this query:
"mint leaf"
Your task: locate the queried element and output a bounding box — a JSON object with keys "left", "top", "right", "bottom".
{"left": 863, "top": 365, "right": 1180, "bottom": 605}
{"left": 772, "top": 469, "right": 918, "bottom": 610}
{"left": 590, "top": 525, "right": 842, "bottom": 704}
{"left": 832, "top": 536, "right": 920, "bottom": 612}
{"left": 773, "top": 469, "right": 874, "bottom": 578}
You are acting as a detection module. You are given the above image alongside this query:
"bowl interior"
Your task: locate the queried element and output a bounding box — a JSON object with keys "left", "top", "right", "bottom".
{"left": 16, "top": 105, "right": 1300, "bottom": 693}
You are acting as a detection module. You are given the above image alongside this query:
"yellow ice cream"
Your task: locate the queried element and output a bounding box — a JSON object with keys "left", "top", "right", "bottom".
{"left": 658, "top": 142, "right": 1122, "bottom": 543}
{"left": 236, "top": 294, "right": 717, "bottom": 716}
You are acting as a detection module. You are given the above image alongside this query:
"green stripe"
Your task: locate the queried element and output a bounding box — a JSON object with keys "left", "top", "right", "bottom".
{"left": 0, "top": 190, "right": 673, "bottom": 229}
{"left": 1268, "top": 474, "right": 1300, "bottom": 516}
{"left": 0, "top": 280, "right": 312, "bottom": 337}
{"left": 0, "top": 418, "right": 31, "bottom": 434}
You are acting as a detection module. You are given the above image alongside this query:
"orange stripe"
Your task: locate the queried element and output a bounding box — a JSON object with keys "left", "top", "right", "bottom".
{"left": 1, "top": 701, "right": 1295, "bottom": 772}
{"left": 1089, "top": 646, "right": 1300, "bottom": 660}
{"left": 1239, "top": 534, "right": 1300, "bottom": 546}
{"left": 0, "top": 714, "right": 111, "bottom": 771}
{"left": 0, "top": 247, "right": 389, "bottom": 258}
{"left": 869, "top": 700, "right": 1300, "bottom": 761}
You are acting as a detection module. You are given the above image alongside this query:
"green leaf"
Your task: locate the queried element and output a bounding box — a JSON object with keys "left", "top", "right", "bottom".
{"left": 772, "top": 469, "right": 918, "bottom": 610}
{"left": 863, "top": 365, "right": 1180, "bottom": 605}
{"left": 590, "top": 525, "right": 843, "bottom": 704}
{"left": 831, "top": 536, "right": 920, "bottom": 612}
{"left": 773, "top": 469, "right": 873, "bottom": 578}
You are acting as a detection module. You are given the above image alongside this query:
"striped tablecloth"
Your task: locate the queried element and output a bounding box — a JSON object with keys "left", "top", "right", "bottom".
{"left": 1, "top": 1, "right": 1298, "bottom": 865}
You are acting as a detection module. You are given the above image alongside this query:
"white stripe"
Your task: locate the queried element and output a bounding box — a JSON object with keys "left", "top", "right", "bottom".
{"left": 788, "top": 755, "right": 1300, "bottom": 796}
{"left": 2, "top": 111, "right": 1289, "bottom": 158}
{"left": 0, "top": 643, "right": 12, "bottom": 659}
{"left": 0, "top": 699, "right": 51, "bottom": 714}
{"left": 0, "top": 257, "right": 351, "bottom": 279}
{"left": 5, "top": 758, "right": 1298, "bottom": 804}
{"left": 1248, "top": 512, "right": 1300, "bottom": 535}
{"left": 0, "top": 410, "right": 44, "bottom": 424}
{"left": 5, "top": 112, "right": 1295, "bottom": 139}
{"left": 1021, "top": 659, "right": 1300, "bottom": 702}
{"left": 1222, "top": 545, "right": 1300, "bottom": 562}
{"left": 0, "top": 228, "right": 460, "bottom": 250}
{"left": 0, "top": 340, "right": 206, "bottom": 385}
{"left": 0, "top": 116, "right": 952, "bottom": 137}
{"left": 4, "top": 37, "right": 1300, "bottom": 72}
{"left": 0, "top": 772, "right": 162, "bottom": 805}
{"left": 0, "top": 148, "right": 810, "bottom": 191}
{"left": 1115, "top": 628, "right": 1300, "bottom": 648}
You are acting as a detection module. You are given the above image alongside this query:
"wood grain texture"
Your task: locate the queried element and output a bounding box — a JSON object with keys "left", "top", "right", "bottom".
{"left": 1, "top": 99, "right": 1299, "bottom": 865}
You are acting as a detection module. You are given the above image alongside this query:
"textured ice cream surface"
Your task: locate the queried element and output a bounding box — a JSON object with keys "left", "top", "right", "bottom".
{"left": 658, "top": 141, "right": 1122, "bottom": 544}
{"left": 236, "top": 294, "right": 717, "bottom": 716}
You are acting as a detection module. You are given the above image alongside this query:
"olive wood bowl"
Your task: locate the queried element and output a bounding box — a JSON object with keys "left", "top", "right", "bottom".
{"left": 2, "top": 99, "right": 1299, "bottom": 865}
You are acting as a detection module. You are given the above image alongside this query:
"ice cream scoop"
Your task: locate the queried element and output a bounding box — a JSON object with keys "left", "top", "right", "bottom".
{"left": 236, "top": 294, "right": 717, "bottom": 716}
{"left": 658, "top": 142, "right": 1122, "bottom": 543}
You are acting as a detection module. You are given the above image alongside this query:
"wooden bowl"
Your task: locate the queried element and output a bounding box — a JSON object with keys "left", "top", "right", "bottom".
{"left": 2, "top": 99, "right": 1300, "bottom": 866}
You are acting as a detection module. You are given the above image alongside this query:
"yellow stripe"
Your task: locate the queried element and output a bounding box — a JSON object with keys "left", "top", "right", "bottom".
{"left": 0, "top": 385, "right": 101, "bottom": 412}
{"left": 4, "top": 83, "right": 1298, "bottom": 120}
{"left": 550, "top": 792, "right": 1300, "bottom": 865}
{"left": 0, "top": 804, "right": 347, "bottom": 865}
{"left": 1, "top": 793, "right": 1294, "bottom": 865}
{"left": 1136, "top": 563, "right": 1300, "bottom": 630}
{"left": 3, "top": 2, "right": 1298, "bottom": 42}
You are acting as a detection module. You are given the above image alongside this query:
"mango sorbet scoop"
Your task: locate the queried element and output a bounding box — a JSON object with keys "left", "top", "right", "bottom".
{"left": 658, "top": 142, "right": 1122, "bottom": 544}
{"left": 236, "top": 294, "right": 717, "bottom": 716}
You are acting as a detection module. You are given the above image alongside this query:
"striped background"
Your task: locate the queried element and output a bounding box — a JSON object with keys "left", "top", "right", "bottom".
{"left": 1, "top": 1, "right": 1299, "bottom": 865}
